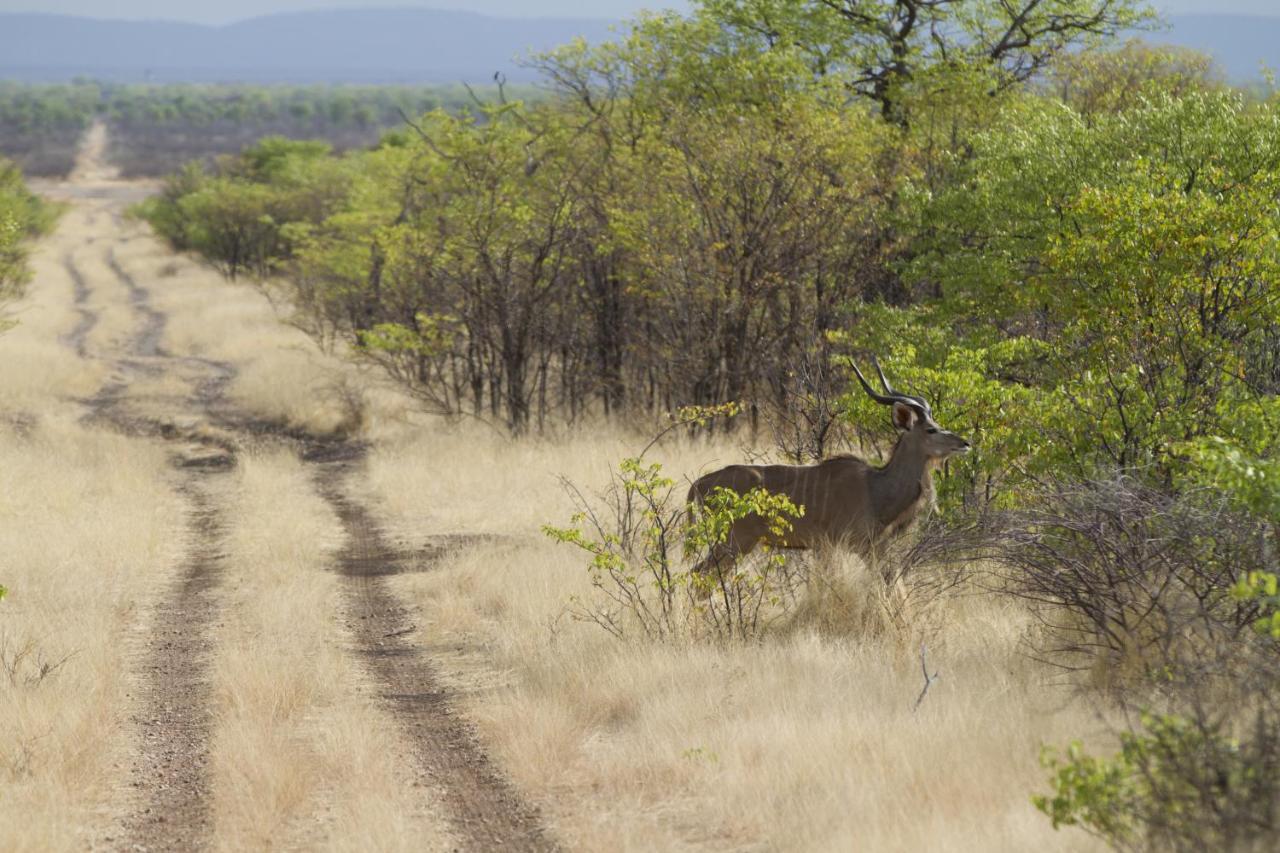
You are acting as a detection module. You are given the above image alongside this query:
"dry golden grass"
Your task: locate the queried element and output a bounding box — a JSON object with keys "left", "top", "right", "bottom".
{"left": 212, "top": 449, "right": 457, "bottom": 852}
{"left": 0, "top": 400, "right": 181, "bottom": 853}
{"left": 0, "top": 197, "right": 185, "bottom": 852}
{"left": 0, "top": 425, "right": 179, "bottom": 852}
{"left": 114, "top": 238, "right": 411, "bottom": 439}
{"left": 362, "top": 427, "right": 1109, "bottom": 852}
{"left": 0, "top": 217, "right": 107, "bottom": 408}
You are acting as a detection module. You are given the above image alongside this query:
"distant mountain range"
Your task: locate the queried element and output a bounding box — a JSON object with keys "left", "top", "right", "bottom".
{"left": 0, "top": 9, "right": 617, "bottom": 84}
{"left": 0, "top": 9, "right": 1275, "bottom": 85}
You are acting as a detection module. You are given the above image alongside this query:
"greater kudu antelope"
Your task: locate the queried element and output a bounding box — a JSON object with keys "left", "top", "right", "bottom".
{"left": 687, "top": 358, "right": 970, "bottom": 577}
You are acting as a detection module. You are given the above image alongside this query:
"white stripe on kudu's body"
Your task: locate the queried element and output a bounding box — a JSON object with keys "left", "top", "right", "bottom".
{"left": 687, "top": 358, "right": 970, "bottom": 576}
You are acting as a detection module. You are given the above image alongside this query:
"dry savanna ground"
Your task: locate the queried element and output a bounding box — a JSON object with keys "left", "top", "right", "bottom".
{"left": 0, "top": 129, "right": 1107, "bottom": 851}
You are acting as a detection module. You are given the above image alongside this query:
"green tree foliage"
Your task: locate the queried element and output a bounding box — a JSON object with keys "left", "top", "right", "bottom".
{"left": 895, "top": 91, "right": 1280, "bottom": 491}
{"left": 144, "top": 18, "right": 903, "bottom": 434}
{"left": 138, "top": 9, "right": 1275, "bottom": 514}
{"left": 0, "top": 158, "right": 53, "bottom": 297}
{"left": 698, "top": 0, "right": 1153, "bottom": 123}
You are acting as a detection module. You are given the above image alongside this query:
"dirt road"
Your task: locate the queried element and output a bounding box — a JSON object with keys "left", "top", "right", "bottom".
{"left": 15, "top": 125, "right": 554, "bottom": 852}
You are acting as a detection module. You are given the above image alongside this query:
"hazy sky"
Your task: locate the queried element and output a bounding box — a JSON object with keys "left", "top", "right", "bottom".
{"left": 0, "top": 1, "right": 691, "bottom": 23}
{"left": 0, "top": 0, "right": 1271, "bottom": 24}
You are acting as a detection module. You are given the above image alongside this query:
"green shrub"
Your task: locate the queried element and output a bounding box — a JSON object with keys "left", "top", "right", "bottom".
{"left": 1037, "top": 710, "right": 1280, "bottom": 851}
{"left": 544, "top": 456, "right": 803, "bottom": 641}
{"left": 0, "top": 157, "right": 53, "bottom": 296}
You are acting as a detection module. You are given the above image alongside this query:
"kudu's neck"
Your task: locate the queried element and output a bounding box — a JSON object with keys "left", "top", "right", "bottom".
{"left": 870, "top": 433, "right": 931, "bottom": 527}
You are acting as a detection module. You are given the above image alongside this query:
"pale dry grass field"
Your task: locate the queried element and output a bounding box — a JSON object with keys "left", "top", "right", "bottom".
{"left": 115, "top": 237, "right": 409, "bottom": 439}
{"left": 362, "top": 427, "right": 1110, "bottom": 852}
{"left": 0, "top": 245, "right": 182, "bottom": 850}
{"left": 0, "top": 427, "right": 180, "bottom": 853}
{"left": 212, "top": 449, "right": 457, "bottom": 852}
{"left": 0, "top": 218, "right": 106, "bottom": 408}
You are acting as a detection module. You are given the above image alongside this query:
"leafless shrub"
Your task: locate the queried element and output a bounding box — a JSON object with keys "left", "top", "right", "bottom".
{"left": 322, "top": 373, "right": 369, "bottom": 438}
{"left": 0, "top": 730, "right": 42, "bottom": 781}
{"left": 986, "top": 477, "right": 1267, "bottom": 691}
{"left": 767, "top": 345, "right": 850, "bottom": 463}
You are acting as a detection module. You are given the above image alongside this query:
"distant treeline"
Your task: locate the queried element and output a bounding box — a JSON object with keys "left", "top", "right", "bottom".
{"left": 0, "top": 81, "right": 537, "bottom": 177}
{"left": 0, "top": 82, "right": 100, "bottom": 177}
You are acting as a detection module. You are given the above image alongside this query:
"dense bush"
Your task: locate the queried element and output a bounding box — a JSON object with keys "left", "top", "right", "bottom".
{"left": 987, "top": 478, "right": 1269, "bottom": 688}
{"left": 0, "top": 158, "right": 53, "bottom": 296}
{"left": 1037, "top": 705, "right": 1280, "bottom": 852}
{"left": 1022, "top": 452, "right": 1280, "bottom": 849}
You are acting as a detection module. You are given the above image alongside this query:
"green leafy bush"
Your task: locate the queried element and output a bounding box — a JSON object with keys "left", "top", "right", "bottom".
{"left": 0, "top": 158, "right": 54, "bottom": 296}
{"left": 544, "top": 456, "right": 803, "bottom": 641}
{"left": 1037, "top": 710, "right": 1280, "bottom": 852}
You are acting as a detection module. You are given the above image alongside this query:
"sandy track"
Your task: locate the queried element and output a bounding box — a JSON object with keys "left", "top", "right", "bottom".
{"left": 107, "top": 247, "right": 167, "bottom": 359}
{"left": 56, "top": 225, "right": 237, "bottom": 852}
{"left": 117, "top": 479, "right": 228, "bottom": 852}
{"left": 310, "top": 447, "right": 557, "bottom": 852}
{"left": 30, "top": 126, "right": 557, "bottom": 852}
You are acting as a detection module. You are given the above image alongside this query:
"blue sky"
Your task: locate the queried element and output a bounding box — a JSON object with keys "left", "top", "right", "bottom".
{"left": 1, "top": 1, "right": 1275, "bottom": 25}
{"left": 0, "top": 1, "right": 688, "bottom": 23}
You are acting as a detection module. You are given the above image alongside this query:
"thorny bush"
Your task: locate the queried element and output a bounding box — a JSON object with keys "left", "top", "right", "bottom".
{"left": 1018, "top": 475, "right": 1280, "bottom": 851}
{"left": 986, "top": 476, "right": 1269, "bottom": 691}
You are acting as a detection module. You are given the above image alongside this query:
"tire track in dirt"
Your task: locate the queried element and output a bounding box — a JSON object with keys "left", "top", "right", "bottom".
{"left": 107, "top": 248, "right": 166, "bottom": 359}
{"left": 61, "top": 250, "right": 97, "bottom": 358}
{"left": 65, "top": 238, "right": 236, "bottom": 852}
{"left": 116, "top": 476, "right": 228, "bottom": 853}
{"left": 306, "top": 444, "right": 558, "bottom": 853}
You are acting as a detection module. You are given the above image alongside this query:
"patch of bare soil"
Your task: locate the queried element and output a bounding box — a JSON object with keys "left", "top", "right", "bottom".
{"left": 80, "top": 273, "right": 235, "bottom": 853}
{"left": 308, "top": 446, "right": 557, "bottom": 853}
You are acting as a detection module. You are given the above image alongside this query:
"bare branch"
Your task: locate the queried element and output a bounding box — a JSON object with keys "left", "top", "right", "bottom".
{"left": 913, "top": 643, "right": 941, "bottom": 711}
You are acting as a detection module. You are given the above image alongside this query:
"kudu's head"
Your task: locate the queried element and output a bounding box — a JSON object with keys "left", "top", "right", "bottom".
{"left": 852, "top": 357, "right": 970, "bottom": 461}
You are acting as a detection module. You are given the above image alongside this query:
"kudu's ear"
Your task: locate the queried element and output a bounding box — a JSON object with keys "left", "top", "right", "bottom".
{"left": 891, "top": 401, "right": 917, "bottom": 431}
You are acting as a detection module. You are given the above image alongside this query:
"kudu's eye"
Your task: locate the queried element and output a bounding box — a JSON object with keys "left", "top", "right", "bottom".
{"left": 926, "top": 427, "right": 938, "bottom": 434}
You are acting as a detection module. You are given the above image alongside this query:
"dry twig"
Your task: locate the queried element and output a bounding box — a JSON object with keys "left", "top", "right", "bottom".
{"left": 913, "top": 644, "right": 940, "bottom": 712}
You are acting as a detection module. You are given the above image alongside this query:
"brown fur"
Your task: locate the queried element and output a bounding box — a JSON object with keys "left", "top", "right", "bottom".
{"left": 687, "top": 402, "right": 968, "bottom": 578}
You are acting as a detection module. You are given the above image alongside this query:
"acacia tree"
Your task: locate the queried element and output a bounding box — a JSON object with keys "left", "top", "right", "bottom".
{"left": 699, "top": 0, "right": 1152, "bottom": 123}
